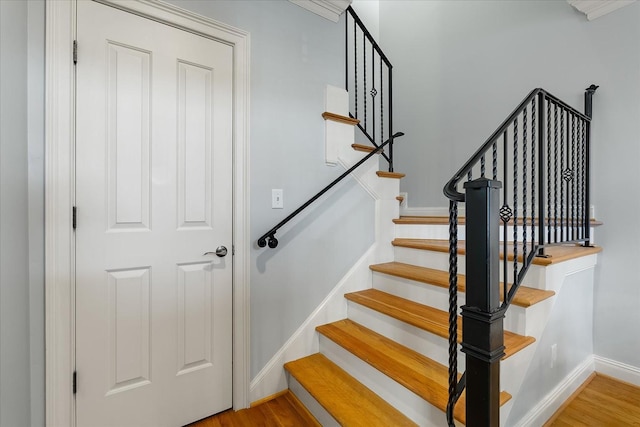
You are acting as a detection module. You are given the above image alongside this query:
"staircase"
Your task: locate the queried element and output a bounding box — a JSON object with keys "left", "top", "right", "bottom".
{"left": 254, "top": 7, "right": 601, "bottom": 426}
{"left": 282, "top": 188, "right": 600, "bottom": 425}
{"left": 254, "top": 87, "right": 600, "bottom": 424}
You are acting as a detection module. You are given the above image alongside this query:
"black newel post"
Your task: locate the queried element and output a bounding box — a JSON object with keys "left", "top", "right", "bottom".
{"left": 583, "top": 84, "right": 598, "bottom": 246}
{"left": 462, "top": 178, "right": 505, "bottom": 427}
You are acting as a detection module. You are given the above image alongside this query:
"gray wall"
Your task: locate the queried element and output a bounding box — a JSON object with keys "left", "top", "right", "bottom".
{"left": 1, "top": 0, "right": 45, "bottom": 426}
{"left": 380, "top": 0, "right": 640, "bottom": 370}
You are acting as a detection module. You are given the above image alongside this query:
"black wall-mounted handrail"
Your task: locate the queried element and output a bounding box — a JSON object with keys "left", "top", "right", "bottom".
{"left": 257, "top": 132, "right": 404, "bottom": 249}
{"left": 442, "top": 85, "right": 597, "bottom": 427}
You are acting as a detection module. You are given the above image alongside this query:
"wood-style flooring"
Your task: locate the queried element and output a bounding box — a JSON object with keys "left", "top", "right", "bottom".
{"left": 189, "top": 373, "right": 639, "bottom": 426}
{"left": 186, "top": 391, "right": 319, "bottom": 426}
{"left": 546, "top": 373, "right": 640, "bottom": 426}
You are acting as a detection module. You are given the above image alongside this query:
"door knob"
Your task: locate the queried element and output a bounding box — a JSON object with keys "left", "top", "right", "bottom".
{"left": 204, "top": 246, "right": 228, "bottom": 257}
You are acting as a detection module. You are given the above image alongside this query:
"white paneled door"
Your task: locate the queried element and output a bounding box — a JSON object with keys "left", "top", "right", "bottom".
{"left": 75, "top": 2, "right": 233, "bottom": 426}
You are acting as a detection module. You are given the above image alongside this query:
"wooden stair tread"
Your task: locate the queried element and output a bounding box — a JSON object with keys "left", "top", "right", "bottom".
{"left": 345, "top": 289, "right": 535, "bottom": 359}
{"left": 393, "top": 215, "right": 603, "bottom": 227}
{"left": 392, "top": 238, "right": 602, "bottom": 266}
{"left": 322, "top": 111, "right": 360, "bottom": 126}
{"left": 316, "top": 319, "right": 511, "bottom": 424}
{"left": 351, "top": 143, "right": 376, "bottom": 153}
{"left": 370, "top": 261, "right": 554, "bottom": 307}
{"left": 284, "top": 353, "right": 417, "bottom": 427}
{"left": 376, "top": 171, "right": 405, "bottom": 179}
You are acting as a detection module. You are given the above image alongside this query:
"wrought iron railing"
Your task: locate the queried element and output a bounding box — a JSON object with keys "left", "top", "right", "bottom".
{"left": 346, "top": 6, "right": 395, "bottom": 171}
{"left": 442, "top": 85, "right": 598, "bottom": 426}
{"left": 257, "top": 132, "right": 403, "bottom": 248}
{"left": 257, "top": 7, "right": 399, "bottom": 249}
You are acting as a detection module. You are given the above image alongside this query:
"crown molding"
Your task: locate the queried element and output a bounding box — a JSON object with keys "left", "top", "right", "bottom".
{"left": 567, "top": 0, "right": 637, "bottom": 20}
{"left": 289, "top": 0, "right": 352, "bottom": 23}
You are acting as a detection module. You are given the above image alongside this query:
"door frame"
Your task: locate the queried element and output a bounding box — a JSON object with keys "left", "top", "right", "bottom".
{"left": 44, "top": 1, "right": 251, "bottom": 425}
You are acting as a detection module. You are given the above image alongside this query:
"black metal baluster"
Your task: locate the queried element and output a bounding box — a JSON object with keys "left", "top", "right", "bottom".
{"left": 513, "top": 118, "right": 519, "bottom": 285}
{"left": 468, "top": 170, "right": 472, "bottom": 181}
{"left": 446, "top": 201, "right": 459, "bottom": 427}
{"left": 345, "top": 15, "right": 349, "bottom": 94}
{"left": 553, "top": 103, "right": 558, "bottom": 243}
{"left": 531, "top": 98, "right": 537, "bottom": 249}
{"left": 561, "top": 109, "right": 566, "bottom": 241}
{"left": 388, "top": 66, "right": 394, "bottom": 172}
{"left": 581, "top": 119, "right": 586, "bottom": 239}
{"left": 371, "top": 45, "right": 376, "bottom": 146}
{"left": 380, "top": 60, "right": 384, "bottom": 145}
{"left": 547, "top": 99, "right": 552, "bottom": 243}
{"left": 354, "top": 22, "right": 358, "bottom": 119}
{"left": 571, "top": 114, "right": 576, "bottom": 240}
{"left": 363, "top": 32, "right": 367, "bottom": 132}
{"left": 523, "top": 108, "right": 528, "bottom": 263}
{"left": 493, "top": 141, "right": 498, "bottom": 180}
{"left": 481, "top": 155, "right": 486, "bottom": 177}
{"left": 502, "top": 131, "right": 509, "bottom": 304}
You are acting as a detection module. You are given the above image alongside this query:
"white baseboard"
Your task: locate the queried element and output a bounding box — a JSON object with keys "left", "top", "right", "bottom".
{"left": 594, "top": 355, "right": 640, "bottom": 387}
{"left": 512, "top": 356, "right": 594, "bottom": 427}
{"left": 248, "top": 243, "right": 377, "bottom": 404}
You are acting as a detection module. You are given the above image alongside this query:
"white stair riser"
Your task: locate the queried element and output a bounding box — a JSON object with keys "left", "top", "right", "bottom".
{"left": 395, "top": 224, "right": 596, "bottom": 244}
{"left": 392, "top": 246, "right": 547, "bottom": 289}
{"left": 371, "top": 273, "right": 529, "bottom": 335}
{"left": 287, "top": 375, "right": 339, "bottom": 427}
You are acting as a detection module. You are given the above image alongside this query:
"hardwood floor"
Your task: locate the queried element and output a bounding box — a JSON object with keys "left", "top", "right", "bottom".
{"left": 546, "top": 373, "right": 640, "bottom": 426}
{"left": 188, "top": 372, "right": 639, "bottom": 426}
{"left": 186, "top": 391, "right": 320, "bottom": 427}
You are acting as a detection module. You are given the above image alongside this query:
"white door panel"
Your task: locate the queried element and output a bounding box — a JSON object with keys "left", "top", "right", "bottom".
{"left": 75, "top": 1, "right": 233, "bottom": 425}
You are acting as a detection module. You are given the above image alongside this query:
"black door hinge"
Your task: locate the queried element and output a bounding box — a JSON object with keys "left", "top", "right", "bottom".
{"left": 72, "top": 206, "right": 77, "bottom": 230}
{"left": 73, "top": 371, "right": 77, "bottom": 394}
{"left": 73, "top": 40, "right": 78, "bottom": 65}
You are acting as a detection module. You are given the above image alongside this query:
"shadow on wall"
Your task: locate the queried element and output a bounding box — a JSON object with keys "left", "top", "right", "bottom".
{"left": 256, "top": 176, "right": 372, "bottom": 273}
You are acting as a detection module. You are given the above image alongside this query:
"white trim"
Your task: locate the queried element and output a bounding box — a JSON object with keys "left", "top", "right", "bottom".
{"left": 249, "top": 243, "right": 377, "bottom": 403}
{"left": 512, "top": 356, "right": 594, "bottom": 427}
{"left": 289, "top": 0, "right": 352, "bottom": 23}
{"left": 567, "top": 0, "right": 637, "bottom": 20}
{"left": 45, "top": 1, "right": 250, "bottom": 425}
{"left": 399, "top": 202, "right": 467, "bottom": 218}
{"left": 594, "top": 355, "right": 640, "bottom": 387}
{"left": 400, "top": 206, "right": 451, "bottom": 217}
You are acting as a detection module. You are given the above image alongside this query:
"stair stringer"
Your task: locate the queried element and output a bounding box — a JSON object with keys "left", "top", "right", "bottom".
{"left": 249, "top": 85, "right": 400, "bottom": 404}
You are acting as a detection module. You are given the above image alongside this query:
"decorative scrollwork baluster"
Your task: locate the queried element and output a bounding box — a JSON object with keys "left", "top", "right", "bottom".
{"left": 531, "top": 99, "right": 536, "bottom": 248}
{"left": 492, "top": 141, "right": 498, "bottom": 180}
{"left": 446, "top": 201, "right": 459, "bottom": 427}
{"left": 523, "top": 107, "right": 528, "bottom": 262}
{"left": 513, "top": 117, "right": 519, "bottom": 283}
